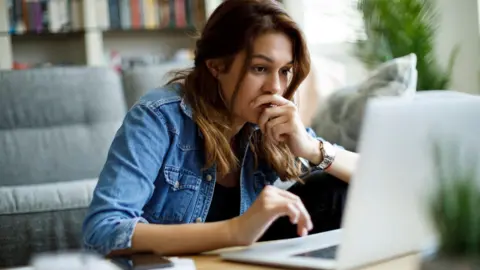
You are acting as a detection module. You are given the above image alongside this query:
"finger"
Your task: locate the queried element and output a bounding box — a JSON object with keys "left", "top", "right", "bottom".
{"left": 275, "top": 188, "right": 300, "bottom": 201}
{"left": 276, "top": 190, "right": 313, "bottom": 233}
{"left": 283, "top": 201, "right": 310, "bottom": 237}
{"left": 265, "top": 191, "right": 300, "bottom": 224}
{"left": 258, "top": 106, "right": 285, "bottom": 134}
{"left": 271, "top": 123, "right": 294, "bottom": 142}
{"left": 293, "top": 202, "right": 312, "bottom": 236}
{"left": 266, "top": 115, "right": 289, "bottom": 144}
{"left": 295, "top": 199, "right": 313, "bottom": 232}
{"left": 251, "top": 94, "right": 290, "bottom": 109}
{"left": 263, "top": 188, "right": 312, "bottom": 237}
{"left": 284, "top": 202, "right": 300, "bottom": 225}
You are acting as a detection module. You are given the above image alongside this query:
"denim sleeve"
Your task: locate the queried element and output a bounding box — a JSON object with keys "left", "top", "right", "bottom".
{"left": 82, "top": 103, "right": 169, "bottom": 255}
{"left": 305, "top": 127, "right": 345, "bottom": 150}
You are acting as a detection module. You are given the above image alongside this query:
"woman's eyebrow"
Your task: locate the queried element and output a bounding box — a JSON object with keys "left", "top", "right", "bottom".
{"left": 252, "top": 54, "right": 293, "bottom": 65}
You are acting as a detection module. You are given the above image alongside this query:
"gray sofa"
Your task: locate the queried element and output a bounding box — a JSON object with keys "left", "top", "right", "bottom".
{"left": 1, "top": 62, "right": 474, "bottom": 268}
{"left": 0, "top": 63, "right": 189, "bottom": 267}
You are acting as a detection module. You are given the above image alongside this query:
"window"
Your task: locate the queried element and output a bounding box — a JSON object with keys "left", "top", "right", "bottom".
{"left": 301, "top": 0, "right": 364, "bottom": 44}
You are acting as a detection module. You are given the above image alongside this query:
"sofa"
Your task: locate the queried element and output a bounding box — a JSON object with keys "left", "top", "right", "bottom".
{"left": 0, "top": 63, "right": 191, "bottom": 267}
{"left": 0, "top": 56, "right": 473, "bottom": 267}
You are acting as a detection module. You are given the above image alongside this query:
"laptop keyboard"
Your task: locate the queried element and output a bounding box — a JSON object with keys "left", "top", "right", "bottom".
{"left": 293, "top": 245, "right": 338, "bottom": 259}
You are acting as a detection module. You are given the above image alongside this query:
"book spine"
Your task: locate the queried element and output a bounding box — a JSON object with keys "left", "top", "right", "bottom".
{"left": 22, "top": 0, "right": 29, "bottom": 32}
{"left": 144, "top": 0, "right": 156, "bottom": 29}
{"left": 70, "top": 0, "right": 83, "bottom": 30}
{"left": 131, "top": 0, "right": 141, "bottom": 29}
{"left": 13, "top": 0, "right": 23, "bottom": 33}
{"left": 174, "top": 0, "right": 186, "bottom": 28}
{"left": 168, "top": 0, "right": 175, "bottom": 28}
{"left": 120, "top": 0, "right": 131, "bottom": 29}
{"left": 39, "top": 0, "right": 48, "bottom": 31}
{"left": 8, "top": 0, "right": 15, "bottom": 34}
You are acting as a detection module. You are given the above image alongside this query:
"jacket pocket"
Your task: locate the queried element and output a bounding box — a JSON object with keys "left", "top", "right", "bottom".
{"left": 148, "top": 166, "right": 201, "bottom": 223}
{"left": 164, "top": 166, "right": 201, "bottom": 191}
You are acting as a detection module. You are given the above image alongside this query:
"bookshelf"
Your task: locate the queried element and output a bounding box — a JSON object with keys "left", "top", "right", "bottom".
{"left": 0, "top": 0, "right": 214, "bottom": 70}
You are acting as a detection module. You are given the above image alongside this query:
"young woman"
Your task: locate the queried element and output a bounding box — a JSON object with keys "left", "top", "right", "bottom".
{"left": 82, "top": 0, "right": 359, "bottom": 257}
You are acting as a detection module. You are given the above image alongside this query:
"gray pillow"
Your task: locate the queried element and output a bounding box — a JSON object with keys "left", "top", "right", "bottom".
{"left": 311, "top": 53, "right": 418, "bottom": 151}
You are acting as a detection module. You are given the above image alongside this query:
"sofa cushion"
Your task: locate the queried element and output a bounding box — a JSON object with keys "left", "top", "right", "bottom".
{"left": 0, "top": 179, "right": 97, "bottom": 215}
{"left": 122, "top": 61, "right": 193, "bottom": 108}
{"left": 311, "top": 53, "right": 418, "bottom": 151}
{"left": 0, "top": 67, "right": 126, "bottom": 186}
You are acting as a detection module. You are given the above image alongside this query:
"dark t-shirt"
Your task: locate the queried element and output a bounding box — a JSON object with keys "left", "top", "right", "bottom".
{"left": 205, "top": 183, "right": 240, "bottom": 222}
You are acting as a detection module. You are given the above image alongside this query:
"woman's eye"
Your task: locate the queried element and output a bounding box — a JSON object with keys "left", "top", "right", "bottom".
{"left": 252, "top": 66, "right": 267, "bottom": 73}
{"left": 281, "top": 68, "right": 292, "bottom": 76}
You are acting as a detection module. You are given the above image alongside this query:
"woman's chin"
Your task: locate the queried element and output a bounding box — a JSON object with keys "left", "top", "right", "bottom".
{"left": 234, "top": 111, "right": 262, "bottom": 126}
{"left": 246, "top": 114, "right": 261, "bottom": 126}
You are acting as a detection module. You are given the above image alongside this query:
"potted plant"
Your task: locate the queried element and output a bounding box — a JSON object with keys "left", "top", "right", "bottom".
{"left": 355, "top": 0, "right": 459, "bottom": 91}
{"left": 421, "top": 142, "right": 480, "bottom": 269}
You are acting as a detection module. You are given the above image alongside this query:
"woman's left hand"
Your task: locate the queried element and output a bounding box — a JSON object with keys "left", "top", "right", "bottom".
{"left": 250, "top": 94, "right": 320, "bottom": 161}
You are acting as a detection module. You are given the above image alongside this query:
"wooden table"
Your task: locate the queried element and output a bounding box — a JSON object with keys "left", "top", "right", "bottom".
{"left": 3, "top": 254, "right": 420, "bottom": 270}
{"left": 189, "top": 253, "right": 421, "bottom": 270}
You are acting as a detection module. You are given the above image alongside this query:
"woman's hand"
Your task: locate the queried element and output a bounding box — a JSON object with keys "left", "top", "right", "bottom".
{"left": 250, "top": 94, "right": 321, "bottom": 162}
{"left": 227, "top": 185, "right": 313, "bottom": 246}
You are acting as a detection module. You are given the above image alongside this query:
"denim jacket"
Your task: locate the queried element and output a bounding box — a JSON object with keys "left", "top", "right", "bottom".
{"left": 82, "top": 83, "right": 331, "bottom": 255}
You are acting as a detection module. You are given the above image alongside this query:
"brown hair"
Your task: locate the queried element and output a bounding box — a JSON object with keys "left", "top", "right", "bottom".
{"left": 168, "top": 0, "right": 311, "bottom": 181}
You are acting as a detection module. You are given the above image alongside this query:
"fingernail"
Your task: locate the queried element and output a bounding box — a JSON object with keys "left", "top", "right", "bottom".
{"left": 302, "top": 228, "right": 308, "bottom": 237}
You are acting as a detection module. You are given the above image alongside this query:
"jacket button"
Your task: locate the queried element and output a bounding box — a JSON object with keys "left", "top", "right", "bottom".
{"left": 206, "top": 174, "right": 212, "bottom": 181}
{"left": 195, "top": 217, "right": 202, "bottom": 223}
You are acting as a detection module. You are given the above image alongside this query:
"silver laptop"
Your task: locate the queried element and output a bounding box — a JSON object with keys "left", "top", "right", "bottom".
{"left": 218, "top": 91, "right": 480, "bottom": 270}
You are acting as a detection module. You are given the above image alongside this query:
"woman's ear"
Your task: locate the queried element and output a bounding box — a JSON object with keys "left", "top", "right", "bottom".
{"left": 205, "top": 59, "right": 223, "bottom": 78}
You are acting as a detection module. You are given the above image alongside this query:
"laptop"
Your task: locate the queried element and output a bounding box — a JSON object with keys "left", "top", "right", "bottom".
{"left": 218, "top": 91, "right": 480, "bottom": 270}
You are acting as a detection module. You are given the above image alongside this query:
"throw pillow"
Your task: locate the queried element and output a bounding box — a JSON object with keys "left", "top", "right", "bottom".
{"left": 310, "top": 53, "right": 418, "bottom": 152}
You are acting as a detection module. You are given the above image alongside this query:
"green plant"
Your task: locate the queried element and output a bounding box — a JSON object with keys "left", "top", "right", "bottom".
{"left": 355, "top": 0, "right": 459, "bottom": 91}
{"left": 429, "top": 141, "right": 480, "bottom": 258}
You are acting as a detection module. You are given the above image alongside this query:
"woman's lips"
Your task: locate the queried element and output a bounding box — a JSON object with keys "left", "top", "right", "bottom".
{"left": 259, "top": 103, "right": 274, "bottom": 110}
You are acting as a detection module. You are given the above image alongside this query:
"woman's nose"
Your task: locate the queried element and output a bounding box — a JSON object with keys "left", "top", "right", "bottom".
{"left": 262, "top": 74, "right": 282, "bottom": 95}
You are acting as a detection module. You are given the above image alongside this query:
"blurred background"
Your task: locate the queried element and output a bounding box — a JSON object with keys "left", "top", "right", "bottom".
{"left": 0, "top": 0, "right": 478, "bottom": 93}
{"left": 0, "top": 0, "right": 479, "bottom": 268}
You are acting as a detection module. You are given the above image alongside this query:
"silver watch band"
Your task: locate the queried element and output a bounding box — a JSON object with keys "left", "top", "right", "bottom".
{"left": 299, "top": 140, "right": 337, "bottom": 175}
{"left": 317, "top": 140, "right": 336, "bottom": 170}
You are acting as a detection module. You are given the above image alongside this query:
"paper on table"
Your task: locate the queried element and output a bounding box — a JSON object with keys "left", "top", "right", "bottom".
{"left": 164, "top": 257, "right": 196, "bottom": 270}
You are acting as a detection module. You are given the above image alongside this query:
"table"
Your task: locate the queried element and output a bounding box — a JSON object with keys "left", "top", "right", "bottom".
{"left": 190, "top": 253, "right": 421, "bottom": 270}
{"left": 3, "top": 253, "right": 420, "bottom": 270}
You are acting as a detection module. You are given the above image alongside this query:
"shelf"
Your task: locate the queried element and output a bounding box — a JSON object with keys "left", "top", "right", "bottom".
{"left": 0, "top": 0, "right": 212, "bottom": 70}
{"left": 7, "top": 31, "right": 86, "bottom": 42}
{"left": 12, "top": 35, "right": 86, "bottom": 67}
{"left": 104, "top": 27, "right": 199, "bottom": 35}
{"left": 0, "top": 26, "right": 198, "bottom": 37}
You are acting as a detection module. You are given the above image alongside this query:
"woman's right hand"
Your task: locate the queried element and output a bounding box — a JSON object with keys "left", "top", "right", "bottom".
{"left": 227, "top": 185, "right": 313, "bottom": 246}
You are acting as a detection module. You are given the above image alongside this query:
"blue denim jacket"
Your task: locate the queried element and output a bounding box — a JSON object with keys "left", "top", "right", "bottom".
{"left": 82, "top": 83, "right": 330, "bottom": 255}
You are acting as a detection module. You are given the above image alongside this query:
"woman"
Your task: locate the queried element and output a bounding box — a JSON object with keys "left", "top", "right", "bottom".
{"left": 82, "top": 0, "right": 359, "bottom": 257}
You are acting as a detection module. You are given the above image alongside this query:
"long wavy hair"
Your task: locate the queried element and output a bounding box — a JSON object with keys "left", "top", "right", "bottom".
{"left": 168, "top": 0, "right": 311, "bottom": 181}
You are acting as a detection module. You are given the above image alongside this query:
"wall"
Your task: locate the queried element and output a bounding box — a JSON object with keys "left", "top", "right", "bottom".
{"left": 434, "top": 0, "right": 480, "bottom": 94}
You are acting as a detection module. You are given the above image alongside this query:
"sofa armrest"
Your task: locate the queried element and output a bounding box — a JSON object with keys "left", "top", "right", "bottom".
{"left": 0, "top": 179, "right": 97, "bottom": 268}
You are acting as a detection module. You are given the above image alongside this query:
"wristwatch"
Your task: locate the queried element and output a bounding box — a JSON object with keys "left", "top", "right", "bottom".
{"left": 310, "top": 140, "right": 336, "bottom": 171}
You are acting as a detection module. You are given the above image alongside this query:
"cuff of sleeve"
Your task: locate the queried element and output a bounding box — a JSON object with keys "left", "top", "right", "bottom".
{"left": 113, "top": 217, "right": 149, "bottom": 251}
{"left": 84, "top": 217, "right": 149, "bottom": 256}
